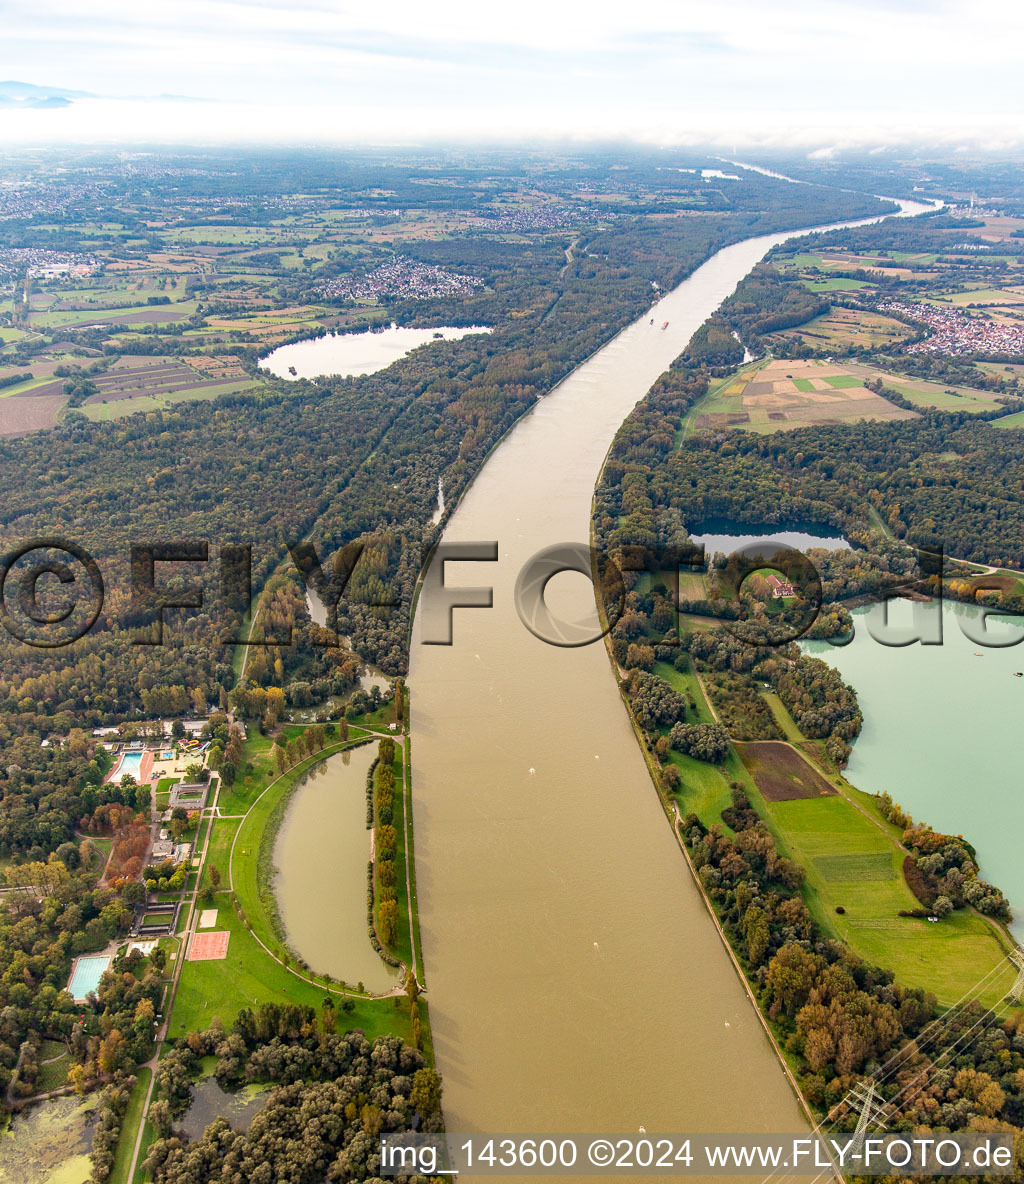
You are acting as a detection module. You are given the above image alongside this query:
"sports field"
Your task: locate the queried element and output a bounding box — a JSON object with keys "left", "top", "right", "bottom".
{"left": 188, "top": 930, "right": 230, "bottom": 961}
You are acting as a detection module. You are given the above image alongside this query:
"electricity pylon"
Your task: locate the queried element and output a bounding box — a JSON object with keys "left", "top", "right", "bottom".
{"left": 1009, "top": 949, "right": 1024, "bottom": 1005}
{"left": 848, "top": 1079, "right": 886, "bottom": 1156}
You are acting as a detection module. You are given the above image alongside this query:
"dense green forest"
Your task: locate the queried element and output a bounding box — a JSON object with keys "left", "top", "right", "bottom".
{"left": 140, "top": 1015, "right": 440, "bottom": 1183}
{"left": 0, "top": 151, "right": 893, "bottom": 1120}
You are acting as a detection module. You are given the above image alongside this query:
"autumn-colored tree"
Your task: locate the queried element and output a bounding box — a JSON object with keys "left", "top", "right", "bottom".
{"left": 410, "top": 1067, "right": 442, "bottom": 1116}
{"left": 766, "top": 943, "right": 823, "bottom": 1017}
{"left": 98, "top": 1029, "right": 125, "bottom": 1075}
{"left": 378, "top": 899, "right": 398, "bottom": 946}
{"left": 743, "top": 904, "right": 770, "bottom": 966}
{"left": 320, "top": 995, "right": 336, "bottom": 1035}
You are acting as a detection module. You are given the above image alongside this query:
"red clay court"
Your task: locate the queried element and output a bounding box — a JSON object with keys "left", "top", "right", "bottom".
{"left": 188, "top": 930, "right": 229, "bottom": 961}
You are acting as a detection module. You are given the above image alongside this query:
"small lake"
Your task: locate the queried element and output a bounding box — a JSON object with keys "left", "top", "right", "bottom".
{"left": 260, "top": 324, "right": 492, "bottom": 380}
{"left": 689, "top": 519, "right": 852, "bottom": 557}
{"left": 179, "top": 1077, "right": 266, "bottom": 1141}
{"left": 804, "top": 599, "right": 1024, "bottom": 939}
{"left": 273, "top": 744, "right": 399, "bottom": 992}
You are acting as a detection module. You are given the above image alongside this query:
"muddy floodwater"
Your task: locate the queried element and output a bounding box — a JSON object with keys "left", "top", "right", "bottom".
{"left": 409, "top": 198, "right": 932, "bottom": 1138}
{"left": 273, "top": 744, "right": 399, "bottom": 993}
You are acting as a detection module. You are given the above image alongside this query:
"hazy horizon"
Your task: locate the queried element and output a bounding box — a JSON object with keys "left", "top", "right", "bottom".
{"left": 0, "top": 0, "right": 1021, "bottom": 148}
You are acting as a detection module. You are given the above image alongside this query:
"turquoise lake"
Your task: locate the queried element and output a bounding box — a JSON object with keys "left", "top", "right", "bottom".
{"left": 805, "top": 599, "right": 1024, "bottom": 941}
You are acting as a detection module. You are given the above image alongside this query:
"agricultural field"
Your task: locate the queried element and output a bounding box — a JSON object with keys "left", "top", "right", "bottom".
{"left": 778, "top": 248, "right": 939, "bottom": 283}
{"left": 81, "top": 355, "right": 265, "bottom": 422}
{"left": 767, "top": 789, "right": 1013, "bottom": 1007}
{"left": 0, "top": 393, "right": 69, "bottom": 435}
{"left": 937, "top": 285, "right": 1024, "bottom": 307}
{"left": 689, "top": 358, "right": 918, "bottom": 432}
{"left": 679, "top": 681, "right": 1019, "bottom": 1008}
{"left": 992, "top": 408, "right": 1024, "bottom": 429}
{"left": 767, "top": 305, "right": 914, "bottom": 351}
{"left": 841, "top": 361, "right": 1007, "bottom": 411}
{"left": 734, "top": 740, "right": 836, "bottom": 801}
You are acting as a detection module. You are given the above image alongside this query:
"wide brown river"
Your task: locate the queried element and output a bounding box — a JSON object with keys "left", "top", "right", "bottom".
{"left": 409, "top": 194, "right": 931, "bottom": 1142}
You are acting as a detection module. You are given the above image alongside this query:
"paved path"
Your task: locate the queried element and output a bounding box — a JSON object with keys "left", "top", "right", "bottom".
{"left": 124, "top": 786, "right": 218, "bottom": 1183}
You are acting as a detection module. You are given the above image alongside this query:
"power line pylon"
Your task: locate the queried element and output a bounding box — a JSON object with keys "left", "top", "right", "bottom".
{"left": 848, "top": 1079, "right": 886, "bottom": 1156}
{"left": 1009, "top": 948, "right": 1024, "bottom": 1005}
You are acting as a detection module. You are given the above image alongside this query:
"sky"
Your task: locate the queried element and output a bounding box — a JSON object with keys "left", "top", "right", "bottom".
{"left": 0, "top": 0, "right": 1022, "bottom": 146}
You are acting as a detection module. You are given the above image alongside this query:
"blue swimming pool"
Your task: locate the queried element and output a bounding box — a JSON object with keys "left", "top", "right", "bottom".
{"left": 116, "top": 751, "right": 143, "bottom": 778}
{"left": 68, "top": 954, "right": 111, "bottom": 1000}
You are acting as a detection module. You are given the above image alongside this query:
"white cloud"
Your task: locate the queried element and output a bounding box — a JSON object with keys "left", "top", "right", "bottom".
{"left": 0, "top": 0, "right": 1020, "bottom": 143}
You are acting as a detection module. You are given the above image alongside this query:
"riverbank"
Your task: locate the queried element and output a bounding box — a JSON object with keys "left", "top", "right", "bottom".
{"left": 407, "top": 201, "right": 925, "bottom": 1132}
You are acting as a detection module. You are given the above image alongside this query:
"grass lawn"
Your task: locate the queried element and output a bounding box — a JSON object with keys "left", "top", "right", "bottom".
{"left": 886, "top": 382, "right": 1002, "bottom": 413}
{"left": 348, "top": 702, "right": 399, "bottom": 732}
{"left": 201, "top": 818, "right": 240, "bottom": 889}
{"left": 169, "top": 901, "right": 411, "bottom": 1043}
{"left": 132, "top": 1110, "right": 159, "bottom": 1184}
{"left": 760, "top": 691, "right": 805, "bottom": 743}
{"left": 764, "top": 792, "right": 1012, "bottom": 1007}
{"left": 109, "top": 1066, "right": 151, "bottom": 1184}
{"left": 35, "top": 1040, "right": 70, "bottom": 1092}
{"left": 992, "top": 409, "right": 1024, "bottom": 429}
{"left": 669, "top": 751, "right": 735, "bottom": 830}
{"left": 802, "top": 278, "right": 869, "bottom": 291}
{"left": 653, "top": 658, "right": 715, "bottom": 723}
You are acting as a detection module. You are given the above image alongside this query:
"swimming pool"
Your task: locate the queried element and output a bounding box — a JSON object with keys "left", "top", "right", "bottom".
{"left": 68, "top": 954, "right": 112, "bottom": 1001}
{"left": 116, "top": 751, "right": 143, "bottom": 778}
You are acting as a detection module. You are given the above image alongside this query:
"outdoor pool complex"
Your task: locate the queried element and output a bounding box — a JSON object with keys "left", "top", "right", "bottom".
{"left": 68, "top": 954, "right": 112, "bottom": 1000}
{"left": 116, "top": 751, "right": 143, "bottom": 778}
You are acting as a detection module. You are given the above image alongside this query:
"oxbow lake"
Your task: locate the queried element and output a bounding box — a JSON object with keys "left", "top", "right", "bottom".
{"left": 273, "top": 744, "right": 400, "bottom": 993}
{"left": 804, "top": 599, "right": 1024, "bottom": 940}
{"left": 260, "top": 324, "right": 491, "bottom": 380}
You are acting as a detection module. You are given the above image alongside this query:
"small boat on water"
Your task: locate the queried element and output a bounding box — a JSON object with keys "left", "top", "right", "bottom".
{"left": 661, "top": 321, "right": 669, "bottom": 330}
{"left": 1014, "top": 671, "right": 1023, "bottom": 678}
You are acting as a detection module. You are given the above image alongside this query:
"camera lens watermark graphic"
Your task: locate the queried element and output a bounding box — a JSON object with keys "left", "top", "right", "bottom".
{"left": 514, "top": 542, "right": 624, "bottom": 648}
{"left": 0, "top": 531, "right": 1019, "bottom": 653}
{"left": 0, "top": 538, "right": 104, "bottom": 647}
